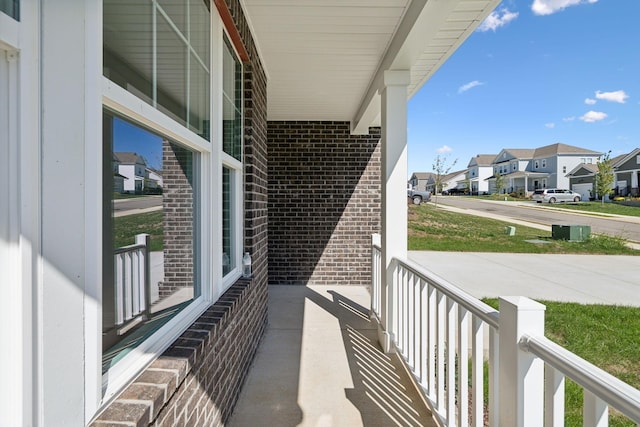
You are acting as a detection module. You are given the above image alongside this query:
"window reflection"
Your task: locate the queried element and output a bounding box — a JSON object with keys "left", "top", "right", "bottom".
{"left": 103, "top": 111, "right": 199, "bottom": 372}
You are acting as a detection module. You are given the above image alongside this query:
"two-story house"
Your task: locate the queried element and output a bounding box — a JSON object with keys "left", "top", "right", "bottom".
{"left": 467, "top": 154, "right": 496, "bottom": 195}
{"left": 531, "top": 143, "right": 601, "bottom": 190}
{"left": 114, "top": 152, "right": 147, "bottom": 194}
{"left": 408, "top": 172, "right": 435, "bottom": 192}
{"left": 487, "top": 143, "right": 602, "bottom": 196}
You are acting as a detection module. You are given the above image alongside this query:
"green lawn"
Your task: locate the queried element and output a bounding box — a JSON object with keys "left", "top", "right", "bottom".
{"left": 113, "top": 211, "right": 163, "bottom": 251}
{"left": 483, "top": 298, "right": 639, "bottom": 426}
{"left": 408, "top": 203, "right": 637, "bottom": 255}
{"left": 539, "top": 201, "right": 640, "bottom": 217}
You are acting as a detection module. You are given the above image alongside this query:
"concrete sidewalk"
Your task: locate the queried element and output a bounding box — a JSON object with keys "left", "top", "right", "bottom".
{"left": 409, "top": 251, "right": 640, "bottom": 307}
{"left": 229, "top": 285, "right": 436, "bottom": 427}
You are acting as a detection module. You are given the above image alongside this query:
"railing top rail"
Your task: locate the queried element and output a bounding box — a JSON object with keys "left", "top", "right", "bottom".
{"left": 114, "top": 243, "right": 147, "bottom": 255}
{"left": 521, "top": 334, "right": 640, "bottom": 422}
{"left": 394, "top": 256, "right": 499, "bottom": 329}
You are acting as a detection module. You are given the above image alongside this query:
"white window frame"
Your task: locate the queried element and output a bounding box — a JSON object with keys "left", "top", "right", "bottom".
{"left": 217, "top": 29, "right": 244, "bottom": 295}
{"left": 94, "top": 8, "right": 232, "bottom": 414}
{"left": 542, "top": 159, "right": 546, "bottom": 168}
{"left": 100, "top": 77, "right": 214, "bottom": 407}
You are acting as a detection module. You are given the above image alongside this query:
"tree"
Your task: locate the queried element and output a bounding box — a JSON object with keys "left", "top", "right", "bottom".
{"left": 494, "top": 172, "right": 506, "bottom": 195}
{"left": 595, "top": 151, "right": 614, "bottom": 205}
{"left": 432, "top": 154, "right": 457, "bottom": 208}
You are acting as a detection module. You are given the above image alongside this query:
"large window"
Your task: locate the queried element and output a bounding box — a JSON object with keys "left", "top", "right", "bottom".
{"left": 101, "top": 0, "right": 245, "bottom": 402}
{"left": 102, "top": 111, "right": 200, "bottom": 371}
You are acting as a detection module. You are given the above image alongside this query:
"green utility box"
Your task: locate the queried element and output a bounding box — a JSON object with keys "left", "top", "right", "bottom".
{"left": 552, "top": 225, "right": 591, "bottom": 242}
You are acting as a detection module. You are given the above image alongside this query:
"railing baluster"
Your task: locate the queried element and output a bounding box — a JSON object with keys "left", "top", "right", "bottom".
{"left": 457, "top": 306, "right": 469, "bottom": 427}
{"left": 419, "top": 279, "right": 427, "bottom": 384}
{"left": 489, "top": 329, "right": 499, "bottom": 427}
{"left": 545, "top": 366, "right": 565, "bottom": 427}
{"left": 124, "top": 251, "right": 133, "bottom": 321}
{"left": 446, "top": 297, "right": 457, "bottom": 426}
{"left": 437, "top": 290, "right": 445, "bottom": 412}
{"left": 471, "top": 316, "right": 484, "bottom": 427}
{"left": 115, "top": 254, "right": 124, "bottom": 325}
{"left": 407, "top": 272, "right": 415, "bottom": 369}
{"left": 584, "top": 390, "right": 608, "bottom": 427}
{"left": 427, "top": 283, "right": 436, "bottom": 399}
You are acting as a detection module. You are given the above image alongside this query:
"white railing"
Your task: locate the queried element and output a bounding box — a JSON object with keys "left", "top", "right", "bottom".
{"left": 114, "top": 233, "right": 151, "bottom": 332}
{"left": 370, "top": 234, "right": 640, "bottom": 426}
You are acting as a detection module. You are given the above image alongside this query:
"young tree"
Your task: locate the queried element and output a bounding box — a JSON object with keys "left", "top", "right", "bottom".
{"left": 494, "top": 172, "right": 506, "bottom": 196}
{"left": 595, "top": 150, "right": 614, "bottom": 205}
{"left": 432, "top": 154, "right": 457, "bottom": 208}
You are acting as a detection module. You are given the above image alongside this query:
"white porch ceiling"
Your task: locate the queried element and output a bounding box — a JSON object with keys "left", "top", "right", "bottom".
{"left": 241, "top": 0, "right": 500, "bottom": 132}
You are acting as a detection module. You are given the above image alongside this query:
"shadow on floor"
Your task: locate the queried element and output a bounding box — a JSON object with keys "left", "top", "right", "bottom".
{"left": 228, "top": 285, "right": 435, "bottom": 427}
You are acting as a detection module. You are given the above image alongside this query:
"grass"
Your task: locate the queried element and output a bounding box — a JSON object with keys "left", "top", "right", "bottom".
{"left": 483, "top": 298, "right": 639, "bottom": 426}
{"left": 113, "top": 210, "right": 163, "bottom": 251}
{"left": 408, "top": 203, "right": 637, "bottom": 255}
{"left": 539, "top": 201, "right": 640, "bottom": 217}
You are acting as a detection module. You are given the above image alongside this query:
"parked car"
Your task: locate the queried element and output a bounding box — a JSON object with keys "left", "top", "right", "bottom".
{"left": 407, "top": 188, "right": 431, "bottom": 204}
{"left": 532, "top": 188, "right": 581, "bottom": 204}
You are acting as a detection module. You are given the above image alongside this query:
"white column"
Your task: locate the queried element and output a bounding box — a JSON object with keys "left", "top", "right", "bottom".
{"left": 632, "top": 170, "right": 639, "bottom": 194}
{"left": 498, "top": 296, "right": 546, "bottom": 426}
{"left": 379, "top": 70, "right": 410, "bottom": 352}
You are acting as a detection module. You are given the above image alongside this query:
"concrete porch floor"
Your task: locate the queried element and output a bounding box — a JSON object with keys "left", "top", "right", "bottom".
{"left": 228, "top": 285, "right": 436, "bottom": 427}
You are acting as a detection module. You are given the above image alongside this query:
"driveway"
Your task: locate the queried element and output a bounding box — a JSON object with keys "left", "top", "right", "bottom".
{"left": 408, "top": 251, "right": 640, "bottom": 307}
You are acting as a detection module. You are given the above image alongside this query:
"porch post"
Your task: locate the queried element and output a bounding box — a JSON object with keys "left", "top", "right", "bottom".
{"left": 632, "top": 170, "right": 639, "bottom": 195}
{"left": 498, "top": 296, "right": 546, "bottom": 426}
{"left": 379, "top": 70, "right": 410, "bottom": 352}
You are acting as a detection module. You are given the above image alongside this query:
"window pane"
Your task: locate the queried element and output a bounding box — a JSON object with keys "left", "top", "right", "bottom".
{"left": 104, "top": 0, "right": 154, "bottom": 103}
{"left": 103, "top": 112, "right": 199, "bottom": 372}
{"left": 104, "top": 0, "right": 211, "bottom": 141}
{"left": 0, "top": 0, "right": 19, "bottom": 20}
{"left": 222, "top": 167, "right": 235, "bottom": 276}
{"left": 222, "top": 39, "right": 242, "bottom": 160}
{"left": 156, "top": 13, "right": 188, "bottom": 126}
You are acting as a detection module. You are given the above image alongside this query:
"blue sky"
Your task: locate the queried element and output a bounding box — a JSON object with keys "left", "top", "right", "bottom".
{"left": 407, "top": 0, "right": 640, "bottom": 177}
{"left": 114, "top": 117, "right": 163, "bottom": 169}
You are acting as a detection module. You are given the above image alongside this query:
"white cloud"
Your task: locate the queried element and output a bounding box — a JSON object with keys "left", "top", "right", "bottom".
{"left": 563, "top": 116, "right": 576, "bottom": 122}
{"left": 545, "top": 123, "right": 555, "bottom": 128}
{"left": 580, "top": 110, "right": 607, "bottom": 123}
{"left": 531, "top": 0, "right": 598, "bottom": 16}
{"left": 458, "top": 80, "right": 484, "bottom": 94}
{"left": 437, "top": 145, "right": 453, "bottom": 154}
{"left": 585, "top": 98, "right": 596, "bottom": 105}
{"left": 477, "top": 8, "right": 519, "bottom": 32}
{"left": 595, "top": 90, "right": 629, "bottom": 104}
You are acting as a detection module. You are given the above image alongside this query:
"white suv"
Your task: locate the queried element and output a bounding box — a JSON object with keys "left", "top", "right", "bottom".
{"left": 532, "top": 188, "right": 581, "bottom": 204}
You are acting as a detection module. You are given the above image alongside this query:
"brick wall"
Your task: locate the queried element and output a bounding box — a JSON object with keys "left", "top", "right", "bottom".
{"left": 268, "top": 122, "right": 381, "bottom": 286}
{"left": 161, "top": 140, "right": 194, "bottom": 298}
{"left": 93, "top": 0, "right": 269, "bottom": 424}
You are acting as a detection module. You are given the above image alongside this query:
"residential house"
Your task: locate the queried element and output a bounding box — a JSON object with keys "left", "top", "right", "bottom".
{"left": 408, "top": 172, "right": 435, "bottom": 192}
{"left": 566, "top": 162, "right": 599, "bottom": 201}
{"left": 145, "top": 167, "right": 163, "bottom": 192}
{"left": 114, "top": 152, "right": 147, "bottom": 193}
{"left": 0, "top": 1, "right": 503, "bottom": 426}
{"left": 467, "top": 154, "right": 496, "bottom": 195}
{"left": 440, "top": 169, "right": 468, "bottom": 194}
{"left": 111, "top": 153, "right": 126, "bottom": 193}
{"left": 613, "top": 148, "right": 640, "bottom": 196}
{"left": 531, "top": 143, "right": 601, "bottom": 190}
{"left": 488, "top": 143, "right": 602, "bottom": 196}
{"left": 489, "top": 148, "right": 536, "bottom": 194}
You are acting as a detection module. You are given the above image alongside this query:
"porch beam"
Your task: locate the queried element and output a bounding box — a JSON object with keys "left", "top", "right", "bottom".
{"left": 379, "top": 70, "right": 410, "bottom": 353}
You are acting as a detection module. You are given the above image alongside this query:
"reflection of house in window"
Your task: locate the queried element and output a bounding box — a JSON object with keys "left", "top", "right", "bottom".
{"left": 114, "top": 152, "right": 147, "bottom": 194}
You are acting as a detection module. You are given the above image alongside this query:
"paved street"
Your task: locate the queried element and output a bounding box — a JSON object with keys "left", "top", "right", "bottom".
{"left": 435, "top": 197, "right": 640, "bottom": 243}
{"left": 113, "top": 195, "right": 162, "bottom": 217}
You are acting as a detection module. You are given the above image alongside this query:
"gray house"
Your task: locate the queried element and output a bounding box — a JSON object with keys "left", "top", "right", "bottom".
{"left": 613, "top": 148, "right": 640, "bottom": 196}
{"left": 408, "top": 172, "right": 435, "bottom": 192}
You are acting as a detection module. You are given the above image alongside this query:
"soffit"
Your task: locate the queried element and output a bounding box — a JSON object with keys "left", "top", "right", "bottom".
{"left": 241, "top": 0, "right": 500, "bottom": 129}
